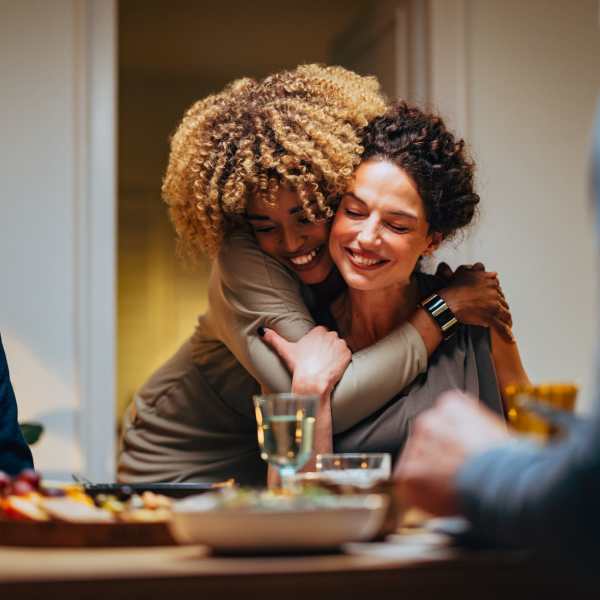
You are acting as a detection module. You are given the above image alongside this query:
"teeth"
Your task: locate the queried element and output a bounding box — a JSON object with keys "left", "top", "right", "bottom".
{"left": 290, "top": 248, "right": 318, "bottom": 265}
{"left": 349, "top": 251, "right": 382, "bottom": 266}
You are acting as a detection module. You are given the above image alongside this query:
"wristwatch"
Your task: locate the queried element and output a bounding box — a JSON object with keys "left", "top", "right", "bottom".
{"left": 420, "top": 293, "right": 458, "bottom": 340}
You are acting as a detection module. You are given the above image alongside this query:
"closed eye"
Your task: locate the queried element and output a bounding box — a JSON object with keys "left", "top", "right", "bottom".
{"left": 252, "top": 226, "right": 276, "bottom": 234}
{"left": 387, "top": 223, "right": 411, "bottom": 233}
{"left": 344, "top": 208, "right": 366, "bottom": 218}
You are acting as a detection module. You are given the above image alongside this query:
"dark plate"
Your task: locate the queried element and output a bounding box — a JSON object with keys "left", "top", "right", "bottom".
{"left": 83, "top": 481, "right": 224, "bottom": 499}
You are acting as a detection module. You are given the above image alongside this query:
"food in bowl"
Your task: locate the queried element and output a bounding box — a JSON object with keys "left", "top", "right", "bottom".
{"left": 169, "top": 487, "right": 389, "bottom": 551}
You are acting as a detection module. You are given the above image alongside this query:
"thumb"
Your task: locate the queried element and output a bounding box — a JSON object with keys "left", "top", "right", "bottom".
{"left": 259, "top": 327, "right": 296, "bottom": 372}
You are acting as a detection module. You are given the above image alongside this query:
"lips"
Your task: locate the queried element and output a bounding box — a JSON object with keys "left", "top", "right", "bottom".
{"left": 345, "top": 247, "right": 389, "bottom": 270}
{"left": 286, "top": 245, "right": 324, "bottom": 271}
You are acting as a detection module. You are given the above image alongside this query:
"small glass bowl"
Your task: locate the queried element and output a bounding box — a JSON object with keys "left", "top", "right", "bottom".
{"left": 315, "top": 453, "right": 391, "bottom": 488}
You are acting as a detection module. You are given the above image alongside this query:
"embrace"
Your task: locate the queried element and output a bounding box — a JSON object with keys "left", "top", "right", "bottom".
{"left": 118, "top": 64, "right": 528, "bottom": 485}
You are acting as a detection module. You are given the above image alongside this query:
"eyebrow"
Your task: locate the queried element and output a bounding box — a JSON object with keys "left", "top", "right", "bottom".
{"left": 343, "top": 192, "right": 418, "bottom": 221}
{"left": 246, "top": 205, "right": 302, "bottom": 221}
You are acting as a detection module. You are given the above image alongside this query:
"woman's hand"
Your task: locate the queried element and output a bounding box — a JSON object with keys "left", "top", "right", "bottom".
{"left": 259, "top": 326, "right": 351, "bottom": 398}
{"left": 436, "top": 262, "right": 515, "bottom": 342}
{"left": 259, "top": 326, "right": 350, "bottom": 463}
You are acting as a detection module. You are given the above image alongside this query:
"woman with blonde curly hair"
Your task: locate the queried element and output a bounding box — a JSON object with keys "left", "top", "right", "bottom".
{"left": 118, "top": 65, "right": 511, "bottom": 485}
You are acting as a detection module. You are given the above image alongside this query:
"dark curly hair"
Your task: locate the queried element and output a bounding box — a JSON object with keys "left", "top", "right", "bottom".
{"left": 360, "top": 101, "right": 479, "bottom": 239}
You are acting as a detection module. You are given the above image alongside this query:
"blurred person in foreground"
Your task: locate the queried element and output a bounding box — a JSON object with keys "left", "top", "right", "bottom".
{"left": 0, "top": 333, "right": 33, "bottom": 475}
{"left": 395, "top": 103, "right": 600, "bottom": 559}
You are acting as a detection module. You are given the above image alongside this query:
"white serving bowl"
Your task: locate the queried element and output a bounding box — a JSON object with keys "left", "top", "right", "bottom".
{"left": 169, "top": 492, "right": 388, "bottom": 552}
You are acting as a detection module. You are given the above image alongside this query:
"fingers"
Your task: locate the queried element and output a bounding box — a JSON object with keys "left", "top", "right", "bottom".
{"left": 495, "top": 297, "right": 512, "bottom": 324}
{"left": 435, "top": 262, "right": 454, "bottom": 280}
{"left": 455, "top": 262, "right": 485, "bottom": 272}
{"left": 494, "top": 322, "right": 515, "bottom": 343}
{"left": 259, "top": 327, "right": 295, "bottom": 371}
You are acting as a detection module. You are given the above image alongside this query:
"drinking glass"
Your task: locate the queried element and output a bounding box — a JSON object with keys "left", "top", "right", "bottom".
{"left": 316, "top": 453, "right": 392, "bottom": 488}
{"left": 504, "top": 383, "right": 578, "bottom": 440}
{"left": 253, "top": 393, "right": 318, "bottom": 487}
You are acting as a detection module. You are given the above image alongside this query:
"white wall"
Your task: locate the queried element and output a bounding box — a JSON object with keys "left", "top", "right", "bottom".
{"left": 430, "top": 0, "right": 600, "bottom": 411}
{"left": 1, "top": 0, "right": 597, "bottom": 481}
{"left": 0, "top": 0, "right": 116, "bottom": 479}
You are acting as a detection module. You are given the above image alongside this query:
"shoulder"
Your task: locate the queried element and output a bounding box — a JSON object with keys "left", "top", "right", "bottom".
{"left": 217, "top": 229, "right": 299, "bottom": 289}
{"left": 209, "top": 230, "right": 316, "bottom": 318}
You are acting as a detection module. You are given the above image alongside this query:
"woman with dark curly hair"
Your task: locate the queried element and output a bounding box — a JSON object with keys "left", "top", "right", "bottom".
{"left": 264, "top": 101, "right": 529, "bottom": 459}
{"left": 119, "top": 67, "right": 513, "bottom": 485}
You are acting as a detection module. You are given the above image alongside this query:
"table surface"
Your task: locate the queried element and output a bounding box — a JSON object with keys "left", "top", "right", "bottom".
{"left": 0, "top": 530, "right": 595, "bottom": 600}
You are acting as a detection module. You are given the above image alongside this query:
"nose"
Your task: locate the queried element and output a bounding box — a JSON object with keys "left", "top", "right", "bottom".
{"left": 356, "top": 215, "right": 381, "bottom": 248}
{"left": 280, "top": 226, "right": 304, "bottom": 253}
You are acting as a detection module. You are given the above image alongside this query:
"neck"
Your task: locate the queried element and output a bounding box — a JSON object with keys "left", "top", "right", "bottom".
{"left": 338, "top": 276, "right": 420, "bottom": 350}
{"left": 309, "top": 268, "right": 345, "bottom": 304}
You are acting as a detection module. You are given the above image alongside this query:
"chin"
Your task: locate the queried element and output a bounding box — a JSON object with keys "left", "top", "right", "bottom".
{"left": 341, "top": 271, "right": 381, "bottom": 292}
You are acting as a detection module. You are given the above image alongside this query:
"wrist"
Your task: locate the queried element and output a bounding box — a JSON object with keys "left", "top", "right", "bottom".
{"left": 438, "top": 288, "right": 462, "bottom": 318}
{"left": 420, "top": 293, "right": 459, "bottom": 341}
{"left": 291, "top": 374, "right": 332, "bottom": 399}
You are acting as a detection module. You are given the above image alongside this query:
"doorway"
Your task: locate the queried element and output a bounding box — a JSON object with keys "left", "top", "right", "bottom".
{"left": 117, "top": 0, "right": 383, "bottom": 419}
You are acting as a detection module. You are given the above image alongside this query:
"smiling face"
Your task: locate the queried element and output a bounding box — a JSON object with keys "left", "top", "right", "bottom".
{"left": 246, "top": 187, "right": 334, "bottom": 285}
{"left": 329, "top": 160, "right": 440, "bottom": 292}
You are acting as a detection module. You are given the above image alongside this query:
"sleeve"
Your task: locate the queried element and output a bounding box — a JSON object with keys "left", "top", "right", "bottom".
{"left": 0, "top": 334, "right": 34, "bottom": 475}
{"left": 209, "top": 232, "right": 428, "bottom": 434}
{"left": 455, "top": 413, "right": 600, "bottom": 560}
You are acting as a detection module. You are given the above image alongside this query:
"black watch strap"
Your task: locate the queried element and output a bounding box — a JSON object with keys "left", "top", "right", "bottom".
{"left": 420, "top": 293, "right": 458, "bottom": 340}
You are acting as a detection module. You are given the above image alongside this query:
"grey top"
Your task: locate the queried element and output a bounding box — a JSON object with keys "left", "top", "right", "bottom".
{"left": 335, "top": 273, "right": 504, "bottom": 461}
{"left": 118, "top": 231, "right": 428, "bottom": 484}
{"left": 455, "top": 105, "right": 600, "bottom": 562}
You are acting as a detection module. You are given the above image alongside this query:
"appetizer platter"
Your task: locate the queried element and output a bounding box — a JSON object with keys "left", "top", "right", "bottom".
{"left": 0, "top": 469, "right": 223, "bottom": 547}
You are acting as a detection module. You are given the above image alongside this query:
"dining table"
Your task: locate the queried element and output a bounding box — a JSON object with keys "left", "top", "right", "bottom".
{"left": 0, "top": 527, "right": 596, "bottom": 600}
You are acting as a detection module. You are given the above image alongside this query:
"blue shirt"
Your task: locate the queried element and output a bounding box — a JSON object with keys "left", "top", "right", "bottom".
{"left": 0, "top": 333, "right": 34, "bottom": 475}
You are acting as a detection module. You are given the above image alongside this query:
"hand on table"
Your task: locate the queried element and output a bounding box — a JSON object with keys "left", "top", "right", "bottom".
{"left": 395, "top": 390, "right": 512, "bottom": 516}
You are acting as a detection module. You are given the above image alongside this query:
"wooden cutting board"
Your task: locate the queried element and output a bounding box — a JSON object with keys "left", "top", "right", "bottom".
{"left": 0, "top": 518, "right": 176, "bottom": 547}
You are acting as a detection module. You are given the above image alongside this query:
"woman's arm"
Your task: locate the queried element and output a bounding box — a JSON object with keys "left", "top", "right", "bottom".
{"left": 490, "top": 328, "right": 530, "bottom": 408}
{"left": 212, "top": 233, "right": 513, "bottom": 433}
{"left": 446, "top": 264, "right": 529, "bottom": 405}
{"left": 436, "top": 262, "right": 527, "bottom": 407}
{"left": 210, "top": 232, "right": 427, "bottom": 433}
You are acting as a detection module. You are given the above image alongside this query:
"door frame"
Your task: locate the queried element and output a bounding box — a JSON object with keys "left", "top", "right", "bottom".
{"left": 75, "top": 0, "right": 117, "bottom": 481}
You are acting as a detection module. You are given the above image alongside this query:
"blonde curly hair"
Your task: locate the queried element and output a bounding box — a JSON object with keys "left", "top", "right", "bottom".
{"left": 162, "top": 64, "right": 386, "bottom": 257}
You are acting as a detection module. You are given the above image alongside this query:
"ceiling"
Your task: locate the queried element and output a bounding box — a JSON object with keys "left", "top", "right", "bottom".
{"left": 119, "top": 0, "right": 371, "bottom": 80}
